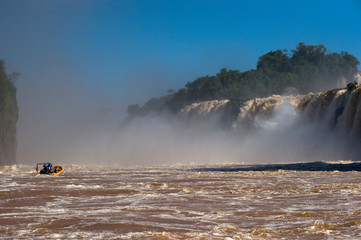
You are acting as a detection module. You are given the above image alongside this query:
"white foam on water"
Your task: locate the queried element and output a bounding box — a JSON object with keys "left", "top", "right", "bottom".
{"left": 2, "top": 164, "right": 361, "bottom": 239}
{"left": 63, "top": 184, "right": 103, "bottom": 189}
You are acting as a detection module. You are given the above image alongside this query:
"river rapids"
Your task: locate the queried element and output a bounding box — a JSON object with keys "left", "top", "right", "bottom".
{"left": 1, "top": 163, "right": 361, "bottom": 239}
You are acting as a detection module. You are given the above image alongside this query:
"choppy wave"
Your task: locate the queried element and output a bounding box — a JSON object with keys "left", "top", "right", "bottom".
{"left": 1, "top": 163, "right": 361, "bottom": 239}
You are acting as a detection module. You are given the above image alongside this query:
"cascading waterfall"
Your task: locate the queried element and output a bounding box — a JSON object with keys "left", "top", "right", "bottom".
{"left": 179, "top": 86, "right": 361, "bottom": 136}
{"left": 178, "top": 85, "right": 361, "bottom": 161}
{"left": 179, "top": 100, "right": 229, "bottom": 118}
{"left": 232, "top": 95, "right": 304, "bottom": 130}
{"left": 299, "top": 87, "right": 361, "bottom": 135}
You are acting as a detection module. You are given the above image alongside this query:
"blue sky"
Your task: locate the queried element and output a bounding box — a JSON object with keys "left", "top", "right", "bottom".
{"left": 1, "top": 0, "right": 361, "bottom": 103}
{"left": 1, "top": 0, "right": 361, "bottom": 162}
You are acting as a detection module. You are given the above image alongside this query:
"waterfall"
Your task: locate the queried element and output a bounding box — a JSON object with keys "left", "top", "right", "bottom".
{"left": 300, "top": 87, "right": 361, "bottom": 135}
{"left": 178, "top": 85, "right": 361, "bottom": 136}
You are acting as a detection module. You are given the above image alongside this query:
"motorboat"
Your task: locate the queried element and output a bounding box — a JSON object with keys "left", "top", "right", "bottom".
{"left": 36, "top": 163, "right": 64, "bottom": 176}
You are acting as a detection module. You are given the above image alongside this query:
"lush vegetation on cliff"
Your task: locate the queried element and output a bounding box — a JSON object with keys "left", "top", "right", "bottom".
{"left": 0, "top": 61, "right": 18, "bottom": 165}
{"left": 128, "top": 43, "right": 360, "bottom": 117}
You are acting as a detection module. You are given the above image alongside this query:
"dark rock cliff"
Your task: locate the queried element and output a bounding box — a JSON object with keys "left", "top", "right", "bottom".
{"left": 0, "top": 61, "right": 18, "bottom": 165}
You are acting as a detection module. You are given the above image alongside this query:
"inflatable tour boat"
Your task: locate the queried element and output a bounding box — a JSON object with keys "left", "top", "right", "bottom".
{"left": 36, "top": 163, "right": 64, "bottom": 176}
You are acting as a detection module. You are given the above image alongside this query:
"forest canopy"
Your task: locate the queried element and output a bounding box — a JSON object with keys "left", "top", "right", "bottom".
{"left": 128, "top": 43, "right": 360, "bottom": 117}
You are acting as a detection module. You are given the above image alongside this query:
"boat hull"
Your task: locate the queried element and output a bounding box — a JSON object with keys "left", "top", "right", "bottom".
{"left": 39, "top": 166, "right": 64, "bottom": 175}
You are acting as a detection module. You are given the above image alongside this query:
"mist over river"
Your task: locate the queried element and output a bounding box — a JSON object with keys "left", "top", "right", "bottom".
{"left": 1, "top": 163, "right": 361, "bottom": 239}
{"left": 2, "top": 86, "right": 360, "bottom": 239}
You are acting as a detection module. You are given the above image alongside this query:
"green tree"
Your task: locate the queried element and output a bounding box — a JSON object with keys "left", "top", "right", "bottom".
{"left": 257, "top": 49, "right": 290, "bottom": 72}
{"left": 127, "top": 43, "right": 360, "bottom": 116}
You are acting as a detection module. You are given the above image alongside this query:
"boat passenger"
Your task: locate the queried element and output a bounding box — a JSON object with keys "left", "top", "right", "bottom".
{"left": 43, "top": 163, "right": 53, "bottom": 173}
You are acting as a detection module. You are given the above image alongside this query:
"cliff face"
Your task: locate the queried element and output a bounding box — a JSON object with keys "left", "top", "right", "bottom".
{"left": 0, "top": 62, "right": 18, "bottom": 165}
{"left": 179, "top": 85, "right": 361, "bottom": 136}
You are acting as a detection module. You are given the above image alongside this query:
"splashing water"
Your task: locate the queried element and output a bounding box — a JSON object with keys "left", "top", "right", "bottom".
{"left": 1, "top": 164, "right": 361, "bottom": 239}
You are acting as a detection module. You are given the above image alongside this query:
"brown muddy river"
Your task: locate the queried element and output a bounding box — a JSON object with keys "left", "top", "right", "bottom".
{"left": 1, "top": 163, "right": 361, "bottom": 239}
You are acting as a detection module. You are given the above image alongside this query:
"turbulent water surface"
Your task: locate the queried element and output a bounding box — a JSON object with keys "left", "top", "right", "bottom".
{"left": 1, "top": 163, "right": 361, "bottom": 239}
